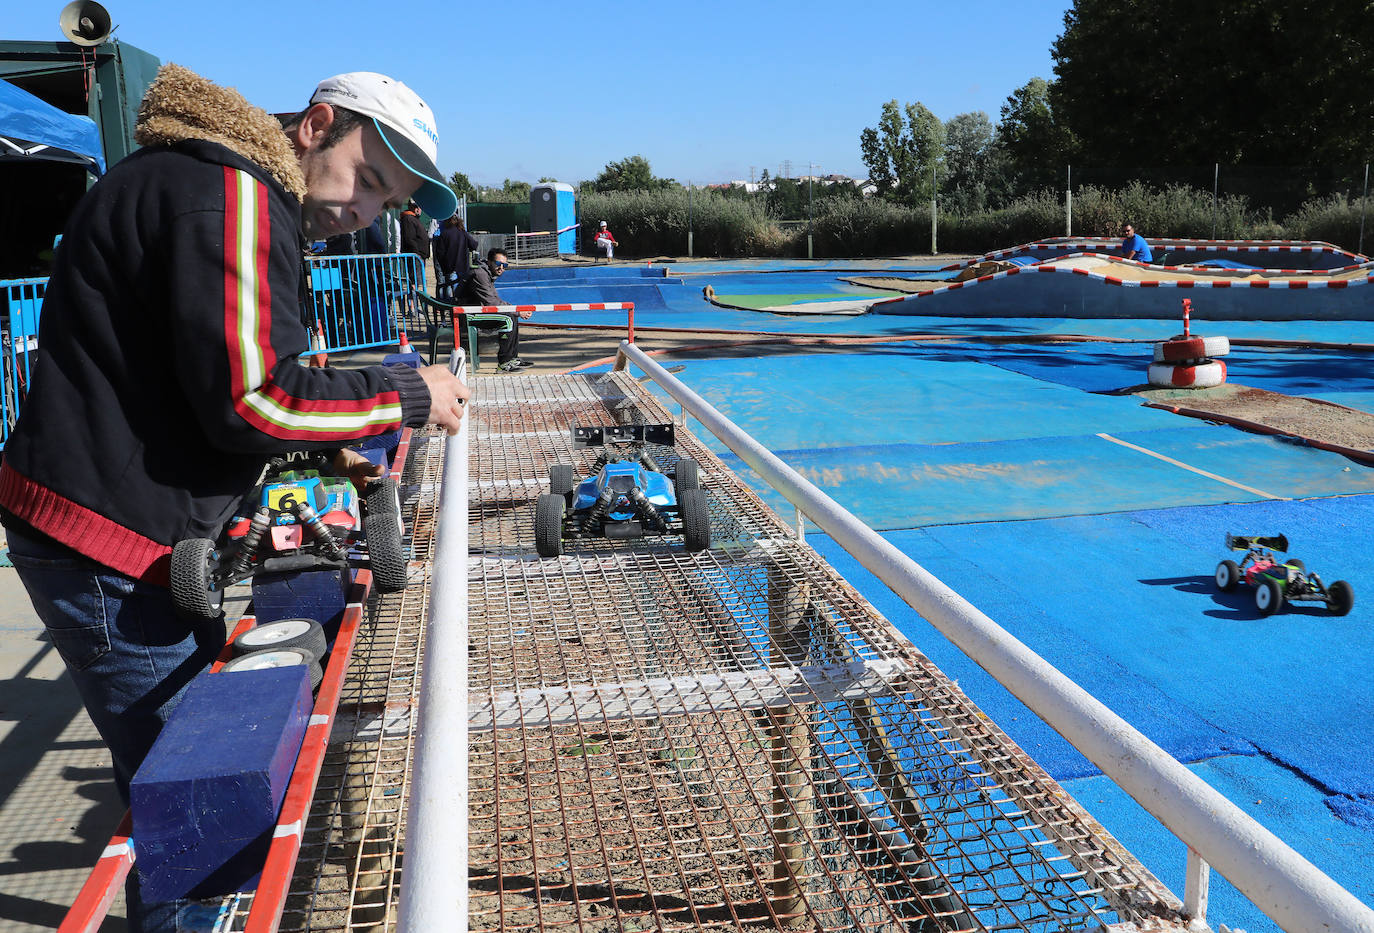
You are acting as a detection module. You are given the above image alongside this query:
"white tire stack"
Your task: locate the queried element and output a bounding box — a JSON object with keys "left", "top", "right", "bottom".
{"left": 1148, "top": 334, "right": 1230, "bottom": 388}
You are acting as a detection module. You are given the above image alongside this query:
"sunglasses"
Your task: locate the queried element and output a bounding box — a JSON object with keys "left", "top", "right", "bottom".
{"left": 494, "top": 260, "right": 509, "bottom": 269}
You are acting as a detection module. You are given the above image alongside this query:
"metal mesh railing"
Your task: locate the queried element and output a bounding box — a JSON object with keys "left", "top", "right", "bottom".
{"left": 229, "top": 370, "right": 1183, "bottom": 932}
{"left": 461, "top": 371, "right": 1182, "bottom": 932}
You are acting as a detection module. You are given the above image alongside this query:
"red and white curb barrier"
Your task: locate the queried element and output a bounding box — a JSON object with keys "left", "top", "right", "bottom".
{"left": 908, "top": 258, "right": 1374, "bottom": 299}
{"left": 1148, "top": 359, "right": 1228, "bottom": 388}
{"left": 1155, "top": 335, "right": 1231, "bottom": 362}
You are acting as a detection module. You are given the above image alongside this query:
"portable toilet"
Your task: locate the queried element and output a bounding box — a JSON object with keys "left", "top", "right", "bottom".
{"left": 530, "top": 183, "right": 577, "bottom": 254}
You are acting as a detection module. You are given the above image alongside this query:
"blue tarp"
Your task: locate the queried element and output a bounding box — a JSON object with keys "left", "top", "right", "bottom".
{"left": 0, "top": 78, "right": 105, "bottom": 174}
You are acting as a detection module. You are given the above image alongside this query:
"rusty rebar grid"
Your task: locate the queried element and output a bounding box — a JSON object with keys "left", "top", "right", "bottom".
{"left": 233, "top": 371, "right": 1184, "bottom": 932}
{"left": 464, "top": 372, "right": 1184, "bottom": 933}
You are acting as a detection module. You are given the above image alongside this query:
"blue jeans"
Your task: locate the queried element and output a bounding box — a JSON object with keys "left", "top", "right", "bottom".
{"left": 8, "top": 526, "right": 226, "bottom": 932}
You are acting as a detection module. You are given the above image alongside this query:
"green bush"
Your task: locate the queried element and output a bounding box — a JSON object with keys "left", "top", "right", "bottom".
{"left": 573, "top": 183, "right": 1374, "bottom": 258}
{"left": 1281, "top": 194, "right": 1370, "bottom": 252}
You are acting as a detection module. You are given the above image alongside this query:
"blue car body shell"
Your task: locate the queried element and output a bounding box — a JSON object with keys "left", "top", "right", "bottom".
{"left": 572, "top": 462, "right": 677, "bottom": 522}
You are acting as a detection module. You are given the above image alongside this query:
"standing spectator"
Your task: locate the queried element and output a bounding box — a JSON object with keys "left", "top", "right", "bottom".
{"left": 593, "top": 219, "right": 618, "bottom": 261}
{"left": 399, "top": 200, "right": 430, "bottom": 259}
{"left": 459, "top": 248, "right": 532, "bottom": 371}
{"left": 435, "top": 213, "right": 479, "bottom": 300}
{"left": 1121, "top": 222, "right": 1153, "bottom": 263}
{"left": 0, "top": 66, "right": 468, "bottom": 932}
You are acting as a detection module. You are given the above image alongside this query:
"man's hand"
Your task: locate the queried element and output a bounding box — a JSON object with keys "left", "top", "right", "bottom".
{"left": 333, "top": 447, "right": 385, "bottom": 491}
{"left": 418, "top": 364, "right": 472, "bottom": 435}
{"left": 517, "top": 308, "right": 533, "bottom": 320}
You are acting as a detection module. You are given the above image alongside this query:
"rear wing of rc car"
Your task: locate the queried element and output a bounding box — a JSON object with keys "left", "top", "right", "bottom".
{"left": 572, "top": 423, "right": 675, "bottom": 448}
{"left": 1226, "top": 533, "right": 1289, "bottom": 553}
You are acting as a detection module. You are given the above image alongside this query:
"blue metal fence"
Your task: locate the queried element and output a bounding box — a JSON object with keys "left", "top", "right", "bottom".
{"left": 301, "top": 253, "right": 428, "bottom": 356}
{"left": 0, "top": 256, "right": 427, "bottom": 450}
{"left": 2, "top": 277, "right": 46, "bottom": 450}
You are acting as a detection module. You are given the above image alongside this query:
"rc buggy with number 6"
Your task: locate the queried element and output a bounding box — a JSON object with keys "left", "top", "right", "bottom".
{"left": 170, "top": 453, "right": 409, "bottom": 619}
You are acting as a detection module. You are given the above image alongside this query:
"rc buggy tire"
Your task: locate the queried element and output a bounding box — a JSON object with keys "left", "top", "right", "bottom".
{"left": 679, "top": 488, "right": 711, "bottom": 552}
{"left": 222, "top": 647, "right": 323, "bottom": 691}
{"left": 1215, "top": 560, "right": 1239, "bottom": 592}
{"left": 549, "top": 464, "right": 575, "bottom": 499}
{"left": 1147, "top": 359, "right": 1227, "bottom": 388}
{"left": 1328, "top": 580, "right": 1354, "bottom": 616}
{"left": 362, "top": 477, "right": 408, "bottom": 593}
{"left": 232, "top": 618, "right": 327, "bottom": 662}
{"left": 1153, "top": 335, "right": 1230, "bottom": 362}
{"left": 535, "top": 494, "right": 565, "bottom": 558}
{"left": 1255, "top": 578, "right": 1285, "bottom": 616}
{"left": 673, "top": 458, "right": 700, "bottom": 491}
{"left": 171, "top": 537, "right": 224, "bottom": 621}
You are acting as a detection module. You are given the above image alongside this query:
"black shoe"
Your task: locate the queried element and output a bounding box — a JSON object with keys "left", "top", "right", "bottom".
{"left": 498, "top": 358, "right": 532, "bottom": 372}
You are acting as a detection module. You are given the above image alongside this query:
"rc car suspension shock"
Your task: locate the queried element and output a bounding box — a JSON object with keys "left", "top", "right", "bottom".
{"left": 582, "top": 487, "right": 616, "bottom": 533}
{"left": 229, "top": 507, "right": 271, "bottom": 576}
{"left": 296, "top": 501, "right": 347, "bottom": 559}
{"left": 629, "top": 488, "right": 666, "bottom": 531}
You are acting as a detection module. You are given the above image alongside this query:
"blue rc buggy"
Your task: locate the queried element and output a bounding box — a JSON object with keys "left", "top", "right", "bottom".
{"left": 534, "top": 423, "right": 710, "bottom": 558}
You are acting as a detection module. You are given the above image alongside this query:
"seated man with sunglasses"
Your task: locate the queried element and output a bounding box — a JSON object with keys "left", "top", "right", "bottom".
{"left": 458, "top": 248, "right": 533, "bottom": 371}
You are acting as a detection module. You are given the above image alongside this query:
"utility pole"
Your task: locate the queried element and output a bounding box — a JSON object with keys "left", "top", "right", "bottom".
{"left": 807, "top": 161, "right": 814, "bottom": 260}
{"left": 688, "top": 182, "right": 694, "bottom": 258}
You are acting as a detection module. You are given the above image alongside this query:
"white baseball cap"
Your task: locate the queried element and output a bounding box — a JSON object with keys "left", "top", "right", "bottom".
{"left": 310, "top": 72, "right": 458, "bottom": 220}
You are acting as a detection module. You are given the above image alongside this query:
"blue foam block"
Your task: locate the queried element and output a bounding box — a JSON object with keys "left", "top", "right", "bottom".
{"left": 382, "top": 350, "right": 422, "bottom": 369}
{"left": 356, "top": 447, "right": 390, "bottom": 472}
{"left": 252, "top": 567, "right": 348, "bottom": 637}
{"left": 354, "top": 430, "right": 402, "bottom": 453}
{"left": 131, "top": 665, "right": 311, "bottom": 900}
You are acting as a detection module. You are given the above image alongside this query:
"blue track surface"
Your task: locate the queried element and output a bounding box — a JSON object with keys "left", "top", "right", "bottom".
{"left": 806, "top": 496, "right": 1374, "bottom": 933}
{"left": 605, "top": 313, "right": 1374, "bottom": 931}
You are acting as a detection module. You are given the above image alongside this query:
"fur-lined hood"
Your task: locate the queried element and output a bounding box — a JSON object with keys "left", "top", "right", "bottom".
{"left": 134, "top": 63, "right": 306, "bottom": 202}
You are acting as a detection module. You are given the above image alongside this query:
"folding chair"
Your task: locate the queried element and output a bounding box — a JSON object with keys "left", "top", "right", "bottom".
{"left": 412, "top": 293, "right": 513, "bottom": 371}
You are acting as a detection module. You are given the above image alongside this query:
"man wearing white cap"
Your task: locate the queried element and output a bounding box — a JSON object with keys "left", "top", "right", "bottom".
{"left": 0, "top": 64, "right": 467, "bottom": 931}
{"left": 593, "top": 219, "right": 619, "bottom": 261}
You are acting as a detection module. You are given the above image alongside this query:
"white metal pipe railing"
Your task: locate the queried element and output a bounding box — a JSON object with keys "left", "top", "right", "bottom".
{"left": 397, "top": 349, "right": 470, "bottom": 933}
{"left": 613, "top": 339, "right": 1374, "bottom": 933}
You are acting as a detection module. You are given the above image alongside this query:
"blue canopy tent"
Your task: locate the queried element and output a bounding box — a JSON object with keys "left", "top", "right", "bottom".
{"left": 0, "top": 77, "right": 104, "bottom": 175}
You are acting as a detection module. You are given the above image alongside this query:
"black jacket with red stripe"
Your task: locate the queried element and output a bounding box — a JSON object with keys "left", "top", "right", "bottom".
{"left": 0, "top": 65, "right": 431, "bottom": 585}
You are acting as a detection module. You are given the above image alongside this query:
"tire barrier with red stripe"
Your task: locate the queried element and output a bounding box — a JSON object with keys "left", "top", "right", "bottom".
{"left": 1154, "top": 334, "right": 1231, "bottom": 362}
{"left": 1148, "top": 358, "right": 1228, "bottom": 388}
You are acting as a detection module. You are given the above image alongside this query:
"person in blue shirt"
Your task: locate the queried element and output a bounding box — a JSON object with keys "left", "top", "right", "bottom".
{"left": 1121, "top": 223, "right": 1153, "bottom": 263}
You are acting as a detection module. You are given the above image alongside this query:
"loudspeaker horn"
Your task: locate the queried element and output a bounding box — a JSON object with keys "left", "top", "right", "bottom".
{"left": 59, "top": 1, "right": 112, "bottom": 46}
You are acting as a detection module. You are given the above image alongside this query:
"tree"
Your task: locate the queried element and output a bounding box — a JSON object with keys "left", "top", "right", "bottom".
{"left": 997, "top": 77, "right": 1076, "bottom": 193}
{"left": 859, "top": 99, "right": 945, "bottom": 205}
{"left": 447, "top": 171, "right": 477, "bottom": 201}
{"left": 944, "top": 112, "right": 995, "bottom": 192}
{"left": 1051, "top": 0, "right": 1374, "bottom": 168}
{"left": 502, "top": 178, "right": 531, "bottom": 200}
{"left": 591, "top": 154, "right": 676, "bottom": 192}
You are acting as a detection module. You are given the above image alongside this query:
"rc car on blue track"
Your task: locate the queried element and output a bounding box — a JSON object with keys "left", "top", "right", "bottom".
{"left": 170, "top": 453, "right": 408, "bottom": 619}
{"left": 534, "top": 423, "right": 710, "bottom": 558}
{"left": 1214, "top": 533, "right": 1353, "bottom": 616}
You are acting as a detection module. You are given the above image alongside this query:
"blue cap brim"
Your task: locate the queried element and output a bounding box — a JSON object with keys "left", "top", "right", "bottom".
{"left": 372, "top": 118, "right": 458, "bottom": 219}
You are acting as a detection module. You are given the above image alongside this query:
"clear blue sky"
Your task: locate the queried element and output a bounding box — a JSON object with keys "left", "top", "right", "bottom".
{"left": 11, "top": 0, "right": 1073, "bottom": 186}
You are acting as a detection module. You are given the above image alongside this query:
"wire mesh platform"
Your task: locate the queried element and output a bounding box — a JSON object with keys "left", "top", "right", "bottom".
{"left": 263, "top": 371, "right": 1192, "bottom": 932}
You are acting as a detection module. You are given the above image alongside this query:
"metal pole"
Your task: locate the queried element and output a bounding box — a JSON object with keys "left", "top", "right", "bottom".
{"left": 930, "top": 162, "right": 937, "bottom": 254}
{"left": 397, "top": 350, "right": 469, "bottom": 933}
{"left": 1359, "top": 163, "right": 1369, "bottom": 256}
{"left": 1066, "top": 164, "right": 1072, "bottom": 237}
{"left": 766, "top": 566, "right": 812, "bottom": 920}
{"left": 1212, "top": 163, "right": 1219, "bottom": 239}
{"left": 688, "top": 182, "right": 694, "bottom": 258}
{"left": 613, "top": 338, "right": 1374, "bottom": 933}
{"left": 807, "top": 163, "right": 814, "bottom": 260}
